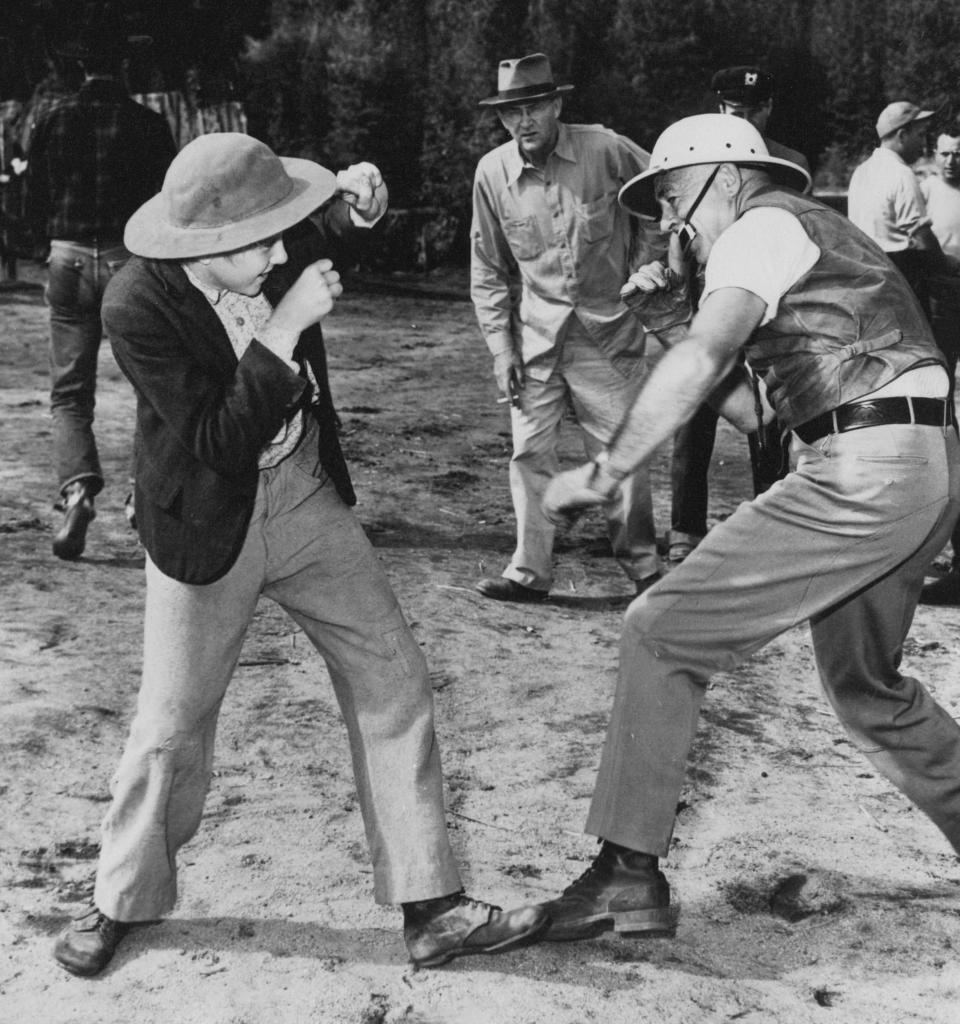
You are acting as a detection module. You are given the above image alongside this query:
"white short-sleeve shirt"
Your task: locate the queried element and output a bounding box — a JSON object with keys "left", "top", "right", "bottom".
{"left": 700, "top": 207, "right": 819, "bottom": 323}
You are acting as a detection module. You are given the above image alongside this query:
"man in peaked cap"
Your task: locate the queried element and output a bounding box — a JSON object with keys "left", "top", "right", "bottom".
{"left": 470, "top": 53, "right": 662, "bottom": 604}
{"left": 668, "top": 65, "right": 812, "bottom": 571}
{"left": 51, "top": 133, "right": 548, "bottom": 977}
{"left": 711, "top": 65, "right": 811, "bottom": 176}
{"left": 528, "top": 113, "right": 960, "bottom": 944}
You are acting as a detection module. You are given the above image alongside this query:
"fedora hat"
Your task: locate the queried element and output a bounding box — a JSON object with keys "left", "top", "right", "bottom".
{"left": 124, "top": 133, "right": 338, "bottom": 259}
{"left": 479, "top": 53, "right": 573, "bottom": 108}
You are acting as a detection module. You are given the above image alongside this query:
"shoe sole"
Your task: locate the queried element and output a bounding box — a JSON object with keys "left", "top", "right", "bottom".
{"left": 475, "top": 589, "right": 548, "bottom": 603}
{"left": 410, "top": 913, "right": 552, "bottom": 968}
{"left": 544, "top": 906, "right": 675, "bottom": 942}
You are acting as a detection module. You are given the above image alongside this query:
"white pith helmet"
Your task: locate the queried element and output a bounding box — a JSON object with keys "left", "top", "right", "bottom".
{"left": 619, "top": 114, "right": 812, "bottom": 218}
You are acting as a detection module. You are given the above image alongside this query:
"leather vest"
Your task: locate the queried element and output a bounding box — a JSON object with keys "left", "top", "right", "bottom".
{"left": 735, "top": 187, "right": 943, "bottom": 430}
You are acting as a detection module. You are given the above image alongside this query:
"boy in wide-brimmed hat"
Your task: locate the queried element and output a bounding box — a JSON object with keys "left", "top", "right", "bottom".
{"left": 52, "top": 132, "right": 547, "bottom": 977}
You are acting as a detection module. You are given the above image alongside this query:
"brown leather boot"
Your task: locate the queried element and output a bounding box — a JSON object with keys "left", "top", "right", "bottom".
{"left": 540, "top": 840, "right": 673, "bottom": 941}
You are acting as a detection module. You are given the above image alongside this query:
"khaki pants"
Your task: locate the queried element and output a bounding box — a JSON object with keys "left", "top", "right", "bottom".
{"left": 505, "top": 318, "right": 659, "bottom": 589}
{"left": 587, "top": 424, "right": 960, "bottom": 856}
{"left": 94, "top": 441, "right": 461, "bottom": 920}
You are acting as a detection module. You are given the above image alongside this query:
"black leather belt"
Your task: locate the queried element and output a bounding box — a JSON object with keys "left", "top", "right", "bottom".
{"left": 794, "top": 396, "right": 950, "bottom": 444}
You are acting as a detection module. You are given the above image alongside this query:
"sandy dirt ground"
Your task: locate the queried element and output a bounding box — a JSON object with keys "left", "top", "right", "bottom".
{"left": 3, "top": 262, "right": 960, "bottom": 1024}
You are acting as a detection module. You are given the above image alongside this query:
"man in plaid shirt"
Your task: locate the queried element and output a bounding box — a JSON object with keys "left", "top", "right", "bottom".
{"left": 25, "top": 31, "right": 175, "bottom": 560}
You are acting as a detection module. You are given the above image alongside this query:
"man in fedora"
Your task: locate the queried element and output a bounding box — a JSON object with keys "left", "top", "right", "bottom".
{"left": 25, "top": 25, "right": 176, "bottom": 560}
{"left": 470, "top": 53, "right": 661, "bottom": 603}
{"left": 533, "top": 114, "right": 960, "bottom": 942}
{"left": 51, "top": 133, "right": 547, "bottom": 976}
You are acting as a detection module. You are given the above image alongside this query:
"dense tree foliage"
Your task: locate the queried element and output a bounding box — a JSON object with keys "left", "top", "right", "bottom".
{"left": 6, "top": 0, "right": 960, "bottom": 244}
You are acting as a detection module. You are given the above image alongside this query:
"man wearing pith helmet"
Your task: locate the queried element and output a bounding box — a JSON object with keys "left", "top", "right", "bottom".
{"left": 530, "top": 113, "right": 960, "bottom": 943}
{"left": 52, "top": 132, "right": 547, "bottom": 977}
{"left": 470, "top": 52, "right": 662, "bottom": 605}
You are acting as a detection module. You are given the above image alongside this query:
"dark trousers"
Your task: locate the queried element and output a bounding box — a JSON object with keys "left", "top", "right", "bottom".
{"left": 671, "top": 403, "right": 787, "bottom": 542}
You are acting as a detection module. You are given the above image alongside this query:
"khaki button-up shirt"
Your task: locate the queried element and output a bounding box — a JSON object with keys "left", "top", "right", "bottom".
{"left": 470, "top": 122, "right": 658, "bottom": 377}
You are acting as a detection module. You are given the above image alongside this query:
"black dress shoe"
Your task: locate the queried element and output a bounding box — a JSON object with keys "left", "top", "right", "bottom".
{"left": 403, "top": 892, "right": 550, "bottom": 967}
{"left": 52, "top": 487, "right": 95, "bottom": 560}
{"left": 53, "top": 905, "right": 130, "bottom": 976}
{"left": 634, "top": 572, "right": 662, "bottom": 597}
{"left": 920, "top": 569, "right": 960, "bottom": 606}
{"left": 539, "top": 841, "right": 673, "bottom": 941}
{"left": 476, "top": 577, "right": 548, "bottom": 603}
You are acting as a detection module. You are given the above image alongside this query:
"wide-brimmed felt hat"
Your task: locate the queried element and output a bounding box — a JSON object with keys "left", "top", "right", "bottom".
{"left": 619, "top": 114, "right": 811, "bottom": 219}
{"left": 124, "top": 133, "right": 338, "bottom": 259}
{"left": 479, "top": 53, "right": 573, "bottom": 108}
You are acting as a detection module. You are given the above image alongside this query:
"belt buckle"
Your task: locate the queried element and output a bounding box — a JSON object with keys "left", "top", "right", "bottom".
{"left": 830, "top": 408, "right": 839, "bottom": 435}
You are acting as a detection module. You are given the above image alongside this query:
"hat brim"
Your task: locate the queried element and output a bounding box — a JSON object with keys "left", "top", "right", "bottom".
{"left": 619, "top": 157, "right": 812, "bottom": 219}
{"left": 124, "top": 157, "right": 339, "bottom": 259}
{"left": 479, "top": 84, "right": 573, "bottom": 107}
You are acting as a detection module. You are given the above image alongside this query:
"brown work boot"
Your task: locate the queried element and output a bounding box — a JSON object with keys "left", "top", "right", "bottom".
{"left": 540, "top": 840, "right": 673, "bottom": 941}
{"left": 403, "top": 891, "right": 549, "bottom": 967}
{"left": 53, "top": 905, "right": 130, "bottom": 976}
{"left": 52, "top": 482, "right": 95, "bottom": 560}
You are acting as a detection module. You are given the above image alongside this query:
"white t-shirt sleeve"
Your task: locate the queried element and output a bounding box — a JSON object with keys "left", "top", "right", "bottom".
{"left": 701, "top": 208, "right": 821, "bottom": 325}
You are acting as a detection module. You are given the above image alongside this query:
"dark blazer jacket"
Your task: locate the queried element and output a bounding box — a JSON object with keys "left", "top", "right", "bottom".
{"left": 103, "top": 200, "right": 370, "bottom": 585}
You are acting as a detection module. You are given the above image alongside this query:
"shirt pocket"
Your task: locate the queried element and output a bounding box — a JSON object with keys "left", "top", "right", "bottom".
{"left": 576, "top": 191, "right": 617, "bottom": 245}
{"left": 503, "top": 216, "right": 543, "bottom": 261}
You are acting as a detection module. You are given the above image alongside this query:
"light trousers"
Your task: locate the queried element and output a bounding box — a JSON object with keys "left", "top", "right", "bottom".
{"left": 587, "top": 424, "right": 960, "bottom": 856}
{"left": 505, "top": 318, "right": 659, "bottom": 589}
{"left": 94, "top": 439, "right": 461, "bottom": 921}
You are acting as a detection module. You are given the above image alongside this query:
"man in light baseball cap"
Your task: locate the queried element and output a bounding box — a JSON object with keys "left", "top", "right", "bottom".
{"left": 848, "top": 99, "right": 955, "bottom": 310}
{"left": 52, "top": 132, "right": 547, "bottom": 977}
{"left": 525, "top": 113, "right": 960, "bottom": 946}
{"left": 875, "top": 100, "right": 936, "bottom": 139}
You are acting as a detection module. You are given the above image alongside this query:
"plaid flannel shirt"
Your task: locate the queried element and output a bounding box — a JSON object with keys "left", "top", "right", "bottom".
{"left": 25, "top": 77, "right": 176, "bottom": 245}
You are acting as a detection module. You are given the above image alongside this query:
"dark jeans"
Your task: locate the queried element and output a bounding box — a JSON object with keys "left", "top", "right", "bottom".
{"left": 671, "top": 403, "right": 787, "bottom": 542}
{"left": 47, "top": 239, "right": 129, "bottom": 497}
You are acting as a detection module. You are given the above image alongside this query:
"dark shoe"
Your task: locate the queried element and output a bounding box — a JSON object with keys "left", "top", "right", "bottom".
{"left": 476, "top": 577, "right": 548, "bottom": 603}
{"left": 540, "top": 841, "right": 672, "bottom": 942}
{"left": 52, "top": 484, "right": 95, "bottom": 560}
{"left": 667, "top": 536, "right": 700, "bottom": 566}
{"left": 53, "top": 905, "right": 130, "bottom": 976}
{"left": 123, "top": 491, "right": 137, "bottom": 532}
{"left": 920, "top": 569, "right": 960, "bottom": 606}
{"left": 404, "top": 892, "right": 550, "bottom": 968}
{"left": 634, "top": 572, "right": 662, "bottom": 597}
